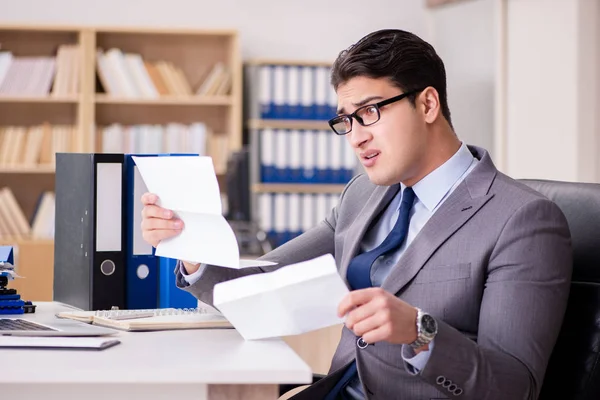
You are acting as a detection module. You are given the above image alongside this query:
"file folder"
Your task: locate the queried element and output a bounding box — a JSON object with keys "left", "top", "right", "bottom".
{"left": 54, "top": 153, "right": 126, "bottom": 311}
{"left": 124, "top": 154, "right": 159, "bottom": 309}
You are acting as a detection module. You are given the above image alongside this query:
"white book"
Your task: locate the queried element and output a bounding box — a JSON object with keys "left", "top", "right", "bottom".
{"left": 288, "top": 193, "right": 301, "bottom": 233}
{"left": 260, "top": 128, "right": 275, "bottom": 171}
{"left": 125, "top": 53, "right": 159, "bottom": 98}
{"left": 300, "top": 66, "right": 313, "bottom": 108}
{"left": 0, "top": 52, "right": 13, "bottom": 89}
{"left": 288, "top": 129, "right": 301, "bottom": 174}
{"left": 316, "top": 130, "right": 329, "bottom": 173}
{"left": 213, "top": 254, "right": 349, "bottom": 340}
{"left": 274, "top": 129, "right": 288, "bottom": 176}
{"left": 258, "top": 65, "right": 272, "bottom": 114}
{"left": 301, "top": 194, "right": 314, "bottom": 232}
{"left": 301, "top": 130, "right": 316, "bottom": 175}
{"left": 316, "top": 193, "right": 329, "bottom": 225}
{"left": 272, "top": 65, "right": 286, "bottom": 113}
{"left": 286, "top": 66, "right": 300, "bottom": 111}
{"left": 314, "top": 66, "right": 329, "bottom": 107}
{"left": 258, "top": 193, "right": 273, "bottom": 233}
{"left": 188, "top": 123, "right": 207, "bottom": 156}
{"left": 274, "top": 193, "right": 287, "bottom": 239}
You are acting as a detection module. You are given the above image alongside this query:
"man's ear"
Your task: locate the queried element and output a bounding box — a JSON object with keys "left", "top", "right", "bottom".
{"left": 420, "top": 87, "right": 441, "bottom": 124}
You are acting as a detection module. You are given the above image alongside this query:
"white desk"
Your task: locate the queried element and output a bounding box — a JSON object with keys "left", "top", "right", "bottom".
{"left": 0, "top": 302, "right": 312, "bottom": 400}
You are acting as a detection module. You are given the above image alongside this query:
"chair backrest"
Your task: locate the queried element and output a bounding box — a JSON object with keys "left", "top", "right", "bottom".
{"left": 520, "top": 179, "right": 600, "bottom": 400}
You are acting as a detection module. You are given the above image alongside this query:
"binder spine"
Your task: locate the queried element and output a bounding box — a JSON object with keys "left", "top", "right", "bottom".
{"left": 92, "top": 154, "right": 127, "bottom": 311}
{"left": 125, "top": 155, "right": 159, "bottom": 310}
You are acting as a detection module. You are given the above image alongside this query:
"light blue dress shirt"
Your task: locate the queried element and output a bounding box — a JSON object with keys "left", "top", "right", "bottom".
{"left": 182, "top": 143, "right": 477, "bottom": 399}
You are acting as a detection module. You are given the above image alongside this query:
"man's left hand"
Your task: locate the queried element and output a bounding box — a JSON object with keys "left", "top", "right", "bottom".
{"left": 338, "top": 287, "right": 419, "bottom": 346}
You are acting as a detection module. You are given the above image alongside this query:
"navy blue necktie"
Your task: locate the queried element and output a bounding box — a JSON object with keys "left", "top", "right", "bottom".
{"left": 325, "top": 187, "right": 416, "bottom": 400}
{"left": 346, "top": 187, "right": 416, "bottom": 290}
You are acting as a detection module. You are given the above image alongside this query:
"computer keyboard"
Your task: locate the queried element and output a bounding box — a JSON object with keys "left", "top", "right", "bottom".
{"left": 0, "top": 318, "right": 56, "bottom": 331}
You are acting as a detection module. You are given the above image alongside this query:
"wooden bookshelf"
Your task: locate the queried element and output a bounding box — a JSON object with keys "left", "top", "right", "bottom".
{"left": 248, "top": 119, "right": 330, "bottom": 131}
{"left": 252, "top": 183, "right": 345, "bottom": 194}
{"left": 0, "top": 24, "right": 243, "bottom": 301}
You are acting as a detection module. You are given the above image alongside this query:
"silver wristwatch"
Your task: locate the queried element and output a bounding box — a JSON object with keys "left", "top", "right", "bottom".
{"left": 409, "top": 307, "right": 438, "bottom": 349}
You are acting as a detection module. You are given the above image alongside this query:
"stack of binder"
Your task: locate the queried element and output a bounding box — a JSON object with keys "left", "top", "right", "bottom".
{"left": 54, "top": 153, "right": 198, "bottom": 311}
{"left": 246, "top": 61, "right": 359, "bottom": 248}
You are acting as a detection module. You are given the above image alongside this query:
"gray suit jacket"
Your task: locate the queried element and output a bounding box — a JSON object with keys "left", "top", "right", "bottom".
{"left": 176, "top": 146, "right": 572, "bottom": 400}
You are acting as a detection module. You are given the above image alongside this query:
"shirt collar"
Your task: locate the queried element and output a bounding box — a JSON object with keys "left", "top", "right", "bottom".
{"left": 405, "top": 142, "right": 475, "bottom": 211}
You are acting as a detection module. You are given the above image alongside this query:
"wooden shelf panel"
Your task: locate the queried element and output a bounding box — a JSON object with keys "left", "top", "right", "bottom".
{"left": 95, "top": 95, "right": 232, "bottom": 106}
{"left": 0, "top": 238, "right": 53, "bottom": 245}
{"left": 0, "top": 96, "right": 78, "bottom": 104}
{"left": 246, "top": 59, "right": 333, "bottom": 67}
{"left": 248, "top": 119, "right": 331, "bottom": 131}
{"left": 252, "top": 183, "right": 345, "bottom": 194}
{"left": 0, "top": 165, "right": 55, "bottom": 174}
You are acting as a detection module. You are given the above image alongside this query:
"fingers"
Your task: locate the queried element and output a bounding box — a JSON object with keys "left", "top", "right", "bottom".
{"left": 140, "top": 193, "right": 182, "bottom": 247}
{"left": 361, "top": 323, "right": 393, "bottom": 344}
{"left": 141, "top": 216, "right": 182, "bottom": 231}
{"left": 141, "top": 192, "right": 158, "bottom": 205}
{"left": 142, "top": 228, "right": 182, "bottom": 248}
{"left": 338, "top": 288, "right": 382, "bottom": 317}
{"left": 142, "top": 204, "right": 173, "bottom": 220}
{"left": 351, "top": 311, "right": 387, "bottom": 337}
{"left": 345, "top": 301, "right": 379, "bottom": 331}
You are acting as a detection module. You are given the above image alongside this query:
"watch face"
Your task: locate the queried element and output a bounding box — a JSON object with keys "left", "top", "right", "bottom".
{"left": 421, "top": 314, "right": 437, "bottom": 334}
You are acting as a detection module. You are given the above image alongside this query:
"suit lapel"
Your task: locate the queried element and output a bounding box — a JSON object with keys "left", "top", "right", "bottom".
{"left": 381, "top": 145, "right": 498, "bottom": 295}
{"left": 339, "top": 183, "right": 399, "bottom": 282}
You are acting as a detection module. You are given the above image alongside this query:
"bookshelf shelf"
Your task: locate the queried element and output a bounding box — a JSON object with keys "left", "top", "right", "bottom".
{"left": 0, "top": 24, "right": 243, "bottom": 302}
{"left": 252, "top": 183, "right": 345, "bottom": 194}
{"left": 0, "top": 96, "right": 78, "bottom": 104}
{"left": 94, "top": 95, "right": 233, "bottom": 106}
{"left": 0, "top": 166, "right": 55, "bottom": 174}
{"left": 248, "top": 119, "right": 331, "bottom": 131}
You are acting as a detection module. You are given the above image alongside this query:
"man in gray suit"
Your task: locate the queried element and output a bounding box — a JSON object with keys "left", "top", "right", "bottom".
{"left": 141, "top": 29, "right": 572, "bottom": 400}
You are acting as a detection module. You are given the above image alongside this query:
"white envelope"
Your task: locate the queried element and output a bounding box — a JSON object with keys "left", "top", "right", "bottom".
{"left": 213, "top": 254, "right": 349, "bottom": 340}
{"left": 132, "top": 155, "right": 275, "bottom": 269}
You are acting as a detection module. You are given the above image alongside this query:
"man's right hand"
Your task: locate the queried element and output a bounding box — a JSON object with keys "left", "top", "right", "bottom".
{"left": 140, "top": 193, "right": 201, "bottom": 275}
{"left": 140, "top": 192, "right": 183, "bottom": 248}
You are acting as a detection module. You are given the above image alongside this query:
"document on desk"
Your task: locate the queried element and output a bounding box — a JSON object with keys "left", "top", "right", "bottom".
{"left": 132, "top": 156, "right": 276, "bottom": 269}
{"left": 213, "top": 254, "right": 349, "bottom": 340}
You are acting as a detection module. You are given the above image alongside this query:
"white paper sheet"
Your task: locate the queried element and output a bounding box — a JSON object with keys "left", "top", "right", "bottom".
{"left": 0, "top": 337, "right": 121, "bottom": 350}
{"left": 132, "top": 156, "right": 276, "bottom": 269}
{"left": 213, "top": 254, "right": 349, "bottom": 340}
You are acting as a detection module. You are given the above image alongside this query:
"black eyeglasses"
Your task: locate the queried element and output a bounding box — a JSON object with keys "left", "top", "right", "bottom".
{"left": 328, "top": 89, "right": 424, "bottom": 135}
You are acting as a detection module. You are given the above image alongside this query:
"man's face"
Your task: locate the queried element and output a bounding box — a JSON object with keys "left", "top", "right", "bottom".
{"left": 336, "top": 76, "right": 428, "bottom": 186}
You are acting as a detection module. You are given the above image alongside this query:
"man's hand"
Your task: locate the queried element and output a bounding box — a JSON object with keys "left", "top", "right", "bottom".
{"left": 140, "top": 192, "right": 183, "bottom": 248}
{"left": 338, "top": 288, "right": 422, "bottom": 348}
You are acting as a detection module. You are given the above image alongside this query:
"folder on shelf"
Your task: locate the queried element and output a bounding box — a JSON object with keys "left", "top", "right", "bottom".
{"left": 54, "top": 153, "right": 126, "bottom": 311}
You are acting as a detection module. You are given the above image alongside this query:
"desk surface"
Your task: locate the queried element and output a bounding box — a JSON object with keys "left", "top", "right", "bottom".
{"left": 0, "top": 302, "right": 312, "bottom": 385}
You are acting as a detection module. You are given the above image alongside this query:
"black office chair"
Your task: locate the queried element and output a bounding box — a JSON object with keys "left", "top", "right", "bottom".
{"left": 520, "top": 179, "right": 600, "bottom": 400}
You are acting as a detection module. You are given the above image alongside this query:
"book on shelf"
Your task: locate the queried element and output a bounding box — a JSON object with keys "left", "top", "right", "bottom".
{"left": 56, "top": 307, "right": 232, "bottom": 332}
{"left": 0, "top": 44, "right": 80, "bottom": 97}
{"left": 96, "top": 48, "right": 231, "bottom": 99}
{"left": 257, "top": 192, "right": 339, "bottom": 248}
{"left": 245, "top": 62, "right": 336, "bottom": 121}
{"left": 0, "top": 187, "right": 54, "bottom": 240}
{"left": 0, "top": 124, "right": 76, "bottom": 167}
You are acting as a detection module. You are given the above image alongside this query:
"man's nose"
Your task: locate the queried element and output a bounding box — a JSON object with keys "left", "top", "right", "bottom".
{"left": 347, "top": 122, "right": 371, "bottom": 148}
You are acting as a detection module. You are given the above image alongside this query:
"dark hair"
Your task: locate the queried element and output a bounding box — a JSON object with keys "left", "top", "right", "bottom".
{"left": 331, "top": 29, "right": 452, "bottom": 127}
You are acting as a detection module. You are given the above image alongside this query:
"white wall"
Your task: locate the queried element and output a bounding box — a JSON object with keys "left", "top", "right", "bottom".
{"left": 503, "top": 0, "right": 599, "bottom": 182}
{"left": 426, "top": 0, "right": 496, "bottom": 157}
{"left": 0, "top": 0, "right": 428, "bottom": 61}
